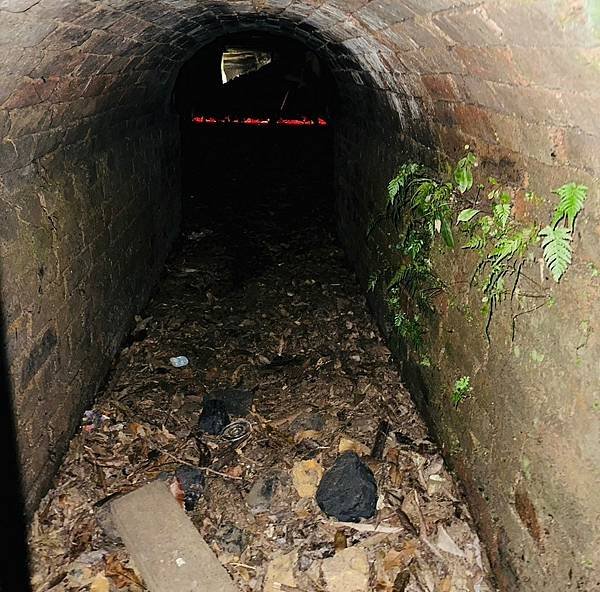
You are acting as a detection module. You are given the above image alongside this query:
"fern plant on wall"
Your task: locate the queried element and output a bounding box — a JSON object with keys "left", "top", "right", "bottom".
{"left": 369, "top": 150, "right": 589, "bottom": 346}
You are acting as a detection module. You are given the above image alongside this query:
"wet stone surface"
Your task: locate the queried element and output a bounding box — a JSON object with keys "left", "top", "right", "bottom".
{"left": 28, "top": 130, "right": 495, "bottom": 592}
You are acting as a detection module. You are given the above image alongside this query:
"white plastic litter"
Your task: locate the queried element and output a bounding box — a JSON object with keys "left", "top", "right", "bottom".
{"left": 169, "top": 356, "right": 189, "bottom": 368}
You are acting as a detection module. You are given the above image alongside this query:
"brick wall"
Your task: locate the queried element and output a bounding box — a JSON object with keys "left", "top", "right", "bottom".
{"left": 0, "top": 1, "right": 599, "bottom": 590}
{"left": 1, "top": 112, "right": 181, "bottom": 509}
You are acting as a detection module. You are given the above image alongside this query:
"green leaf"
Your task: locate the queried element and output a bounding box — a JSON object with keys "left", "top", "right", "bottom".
{"left": 493, "top": 203, "right": 511, "bottom": 229}
{"left": 498, "top": 191, "right": 512, "bottom": 205}
{"left": 387, "top": 266, "right": 409, "bottom": 289}
{"left": 552, "top": 183, "right": 588, "bottom": 228}
{"left": 454, "top": 152, "right": 476, "bottom": 193}
{"left": 457, "top": 208, "right": 480, "bottom": 224}
{"left": 539, "top": 225, "right": 573, "bottom": 282}
{"left": 451, "top": 376, "right": 472, "bottom": 407}
{"left": 441, "top": 218, "right": 455, "bottom": 248}
{"left": 463, "top": 234, "right": 486, "bottom": 250}
{"left": 388, "top": 176, "right": 401, "bottom": 203}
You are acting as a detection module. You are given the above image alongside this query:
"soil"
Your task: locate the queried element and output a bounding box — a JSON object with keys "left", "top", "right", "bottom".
{"left": 28, "top": 127, "right": 495, "bottom": 592}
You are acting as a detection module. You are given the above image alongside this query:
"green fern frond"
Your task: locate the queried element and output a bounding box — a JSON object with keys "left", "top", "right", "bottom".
{"left": 387, "top": 266, "right": 410, "bottom": 289}
{"left": 552, "top": 183, "right": 588, "bottom": 228}
{"left": 388, "top": 176, "right": 401, "bottom": 203}
{"left": 539, "top": 225, "right": 573, "bottom": 282}
{"left": 463, "top": 234, "right": 486, "bottom": 250}
{"left": 491, "top": 236, "right": 520, "bottom": 263}
{"left": 413, "top": 181, "right": 435, "bottom": 205}
{"left": 493, "top": 203, "right": 511, "bottom": 230}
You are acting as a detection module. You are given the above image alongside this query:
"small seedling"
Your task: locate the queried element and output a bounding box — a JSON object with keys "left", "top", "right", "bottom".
{"left": 451, "top": 376, "right": 472, "bottom": 408}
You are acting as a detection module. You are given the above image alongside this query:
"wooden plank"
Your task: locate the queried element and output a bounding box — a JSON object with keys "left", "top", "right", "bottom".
{"left": 111, "top": 480, "right": 238, "bottom": 592}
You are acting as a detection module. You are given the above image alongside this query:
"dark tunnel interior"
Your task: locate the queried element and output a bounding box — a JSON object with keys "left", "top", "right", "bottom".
{"left": 174, "top": 32, "right": 337, "bottom": 265}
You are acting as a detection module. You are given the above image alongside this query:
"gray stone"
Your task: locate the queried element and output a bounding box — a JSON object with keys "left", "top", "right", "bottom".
{"left": 214, "top": 524, "right": 248, "bottom": 556}
{"left": 246, "top": 475, "right": 278, "bottom": 512}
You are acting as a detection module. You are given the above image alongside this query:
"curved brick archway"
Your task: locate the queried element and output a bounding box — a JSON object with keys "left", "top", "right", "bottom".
{"left": 1, "top": 2, "right": 599, "bottom": 590}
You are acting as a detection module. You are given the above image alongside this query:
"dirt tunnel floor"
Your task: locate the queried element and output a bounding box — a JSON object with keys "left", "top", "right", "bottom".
{"left": 29, "top": 129, "right": 495, "bottom": 592}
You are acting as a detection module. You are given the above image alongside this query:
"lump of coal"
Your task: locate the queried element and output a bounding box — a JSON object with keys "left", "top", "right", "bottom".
{"left": 316, "top": 451, "right": 377, "bottom": 522}
{"left": 206, "top": 388, "right": 254, "bottom": 417}
{"left": 175, "top": 466, "right": 205, "bottom": 511}
{"left": 197, "top": 399, "right": 230, "bottom": 435}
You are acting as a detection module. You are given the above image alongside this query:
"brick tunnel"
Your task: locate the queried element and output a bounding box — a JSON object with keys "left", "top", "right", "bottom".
{"left": 1, "top": 1, "right": 599, "bottom": 591}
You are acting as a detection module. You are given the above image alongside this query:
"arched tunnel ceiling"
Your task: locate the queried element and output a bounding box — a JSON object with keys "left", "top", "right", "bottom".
{"left": 2, "top": 0, "right": 599, "bottom": 173}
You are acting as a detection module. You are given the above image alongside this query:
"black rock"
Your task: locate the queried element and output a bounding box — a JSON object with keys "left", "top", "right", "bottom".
{"left": 197, "top": 399, "right": 230, "bottom": 435}
{"left": 175, "top": 466, "right": 205, "bottom": 511}
{"left": 206, "top": 388, "right": 254, "bottom": 417}
{"left": 316, "top": 451, "right": 377, "bottom": 522}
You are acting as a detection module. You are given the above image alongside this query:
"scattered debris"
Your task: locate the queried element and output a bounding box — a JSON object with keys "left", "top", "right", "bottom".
{"left": 130, "top": 315, "right": 153, "bottom": 343}
{"left": 175, "top": 467, "right": 205, "bottom": 511}
{"left": 290, "top": 412, "right": 326, "bottom": 434}
{"left": 207, "top": 388, "right": 255, "bottom": 417}
{"left": 338, "top": 436, "right": 370, "bottom": 457}
{"left": 246, "top": 475, "right": 278, "bottom": 511}
{"left": 90, "top": 573, "right": 111, "bottom": 592}
{"left": 316, "top": 452, "right": 378, "bottom": 522}
{"left": 334, "top": 530, "right": 347, "bottom": 552}
{"left": 263, "top": 551, "right": 298, "bottom": 592}
{"left": 221, "top": 418, "right": 252, "bottom": 443}
{"left": 214, "top": 524, "right": 248, "bottom": 556}
{"left": 82, "top": 410, "right": 109, "bottom": 432}
{"left": 393, "top": 569, "right": 411, "bottom": 592}
{"left": 169, "top": 355, "right": 189, "bottom": 368}
{"left": 371, "top": 419, "right": 391, "bottom": 460}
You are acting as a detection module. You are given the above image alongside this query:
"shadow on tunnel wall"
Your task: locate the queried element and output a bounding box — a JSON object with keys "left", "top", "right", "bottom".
{"left": 0, "top": 272, "right": 31, "bottom": 590}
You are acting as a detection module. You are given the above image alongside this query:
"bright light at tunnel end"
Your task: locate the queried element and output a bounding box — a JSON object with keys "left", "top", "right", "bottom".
{"left": 191, "top": 116, "right": 329, "bottom": 127}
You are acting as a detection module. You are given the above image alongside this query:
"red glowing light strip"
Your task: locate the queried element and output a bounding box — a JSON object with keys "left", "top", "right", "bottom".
{"left": 192, "top": 116, "right": 328, "bottom": 127}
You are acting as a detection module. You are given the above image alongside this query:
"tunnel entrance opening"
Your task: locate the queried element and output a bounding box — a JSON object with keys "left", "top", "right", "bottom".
{"left": 175, "top": 33, "right": 335, "bottom": 124}
{"left": 221, "top": 47, "right": 272, "bottom": 85}
{"left": 174, "top": 32, "right": 337, "bottom": 202}
{"left": 173, "top": 31, "right": 337, "bottom": 289}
